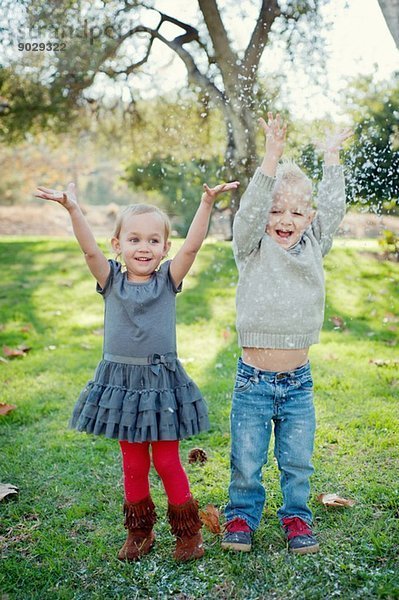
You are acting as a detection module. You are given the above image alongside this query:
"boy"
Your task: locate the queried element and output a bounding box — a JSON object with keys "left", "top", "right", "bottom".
{"left": 222, "top": 113, "right": 352, "bottom": 554}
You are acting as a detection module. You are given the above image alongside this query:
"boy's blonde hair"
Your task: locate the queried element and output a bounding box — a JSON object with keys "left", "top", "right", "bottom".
{"left": 274, "top": 160, "right": 313, "bottom": 205}
{"left": 113, "top": 204, "right": 171, "bottom": 240}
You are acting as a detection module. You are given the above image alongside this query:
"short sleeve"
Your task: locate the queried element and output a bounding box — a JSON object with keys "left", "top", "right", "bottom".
{"left": 96, "top": 259, "right": 122, "bottom": 296}
{"left": 159, "top": 259, "right": 183, "bottom": 294}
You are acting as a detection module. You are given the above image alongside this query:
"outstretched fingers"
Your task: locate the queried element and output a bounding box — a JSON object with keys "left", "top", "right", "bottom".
{"left": 35, "top": 187, "right": 64, "bottom": 201}
{"left": 34, "top": 182, "right": 77, "bottom": 207}
{"left": 203, "top": 181, "right": 240, "bottom": 198}
{"left": 315, "top": 126, "right": 354, "bottom": 153}
{"left": 259, "top": 112, "right": 287, "bottom": 140}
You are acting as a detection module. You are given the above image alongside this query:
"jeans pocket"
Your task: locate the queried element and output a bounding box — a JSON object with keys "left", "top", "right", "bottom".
{"left": 289, "top": 376, "right": 313, "bottom": 391}
{"left": 234, "top": 373, "right": 253, "bottom": 393}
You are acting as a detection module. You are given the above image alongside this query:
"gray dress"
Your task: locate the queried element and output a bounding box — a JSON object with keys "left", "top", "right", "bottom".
{"left": 70, "top": 259, "right": 210, "bottom": 442}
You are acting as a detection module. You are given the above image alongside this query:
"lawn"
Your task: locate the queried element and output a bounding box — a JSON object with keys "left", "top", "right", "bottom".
{"left": 0, "top": 237, "right": 398, "bottom": 600}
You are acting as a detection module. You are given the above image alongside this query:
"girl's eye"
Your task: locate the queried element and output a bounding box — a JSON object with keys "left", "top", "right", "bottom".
{"left": 150, "top": 239, "right": 160, "bottom": 244}
{"left": 293, "top": 213, "right": 304, "bottom": 217}
{"left": 271, "top": 210, "right": 281, "bottom": 214}
{"left": 129, "top": 238, "right": 139, "bottom": 243}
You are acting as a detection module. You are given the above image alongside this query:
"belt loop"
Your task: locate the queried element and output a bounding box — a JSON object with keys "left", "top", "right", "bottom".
{"left": 253, "top": 368, "right": 259, "bottom": 384}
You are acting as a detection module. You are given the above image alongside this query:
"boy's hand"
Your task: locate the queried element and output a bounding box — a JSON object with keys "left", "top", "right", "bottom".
{"left": 315, "top": 127, "right": 353, "bottom": 154}
{"left": 201, "top": 181, "right": 240, "bottom": 205}
{"left": 258, "top": 112, "right": 287, "bottom": 163}
{"left": 314, "top": 127, "right": 353, "bottom": 165}
{"left": 34, "top": 182, "right": 78, "bottom": 211}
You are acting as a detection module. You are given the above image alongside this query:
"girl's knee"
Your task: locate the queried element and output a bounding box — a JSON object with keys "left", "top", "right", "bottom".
{"left": 152, "top": 441, "right": 182, "bottom": 476}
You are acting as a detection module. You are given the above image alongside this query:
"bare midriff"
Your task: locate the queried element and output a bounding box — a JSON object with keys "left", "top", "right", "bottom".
{"left": 242, "top": 347, "right": 309, "bottom": 373}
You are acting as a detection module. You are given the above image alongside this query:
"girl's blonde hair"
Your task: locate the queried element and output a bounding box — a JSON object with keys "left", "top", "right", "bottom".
{"left": 274, "top": 160, "right": 313, "bottom": 203}
{"left": 113, "top": 204, "right": 171, "bottom": 240}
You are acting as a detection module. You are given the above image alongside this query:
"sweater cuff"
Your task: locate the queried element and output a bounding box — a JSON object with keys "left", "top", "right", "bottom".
{"left": 251, "top": 168, "right": 276, "bottom": 191}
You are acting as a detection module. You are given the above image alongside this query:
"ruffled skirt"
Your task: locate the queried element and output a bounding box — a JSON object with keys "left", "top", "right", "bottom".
{"left": 70, "top": 359, "right": 210, "bottom": 442}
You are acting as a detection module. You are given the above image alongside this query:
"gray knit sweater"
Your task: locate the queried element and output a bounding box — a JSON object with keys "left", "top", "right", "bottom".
{"left": 233, "top": 165, "right": 346, "bottom": 349}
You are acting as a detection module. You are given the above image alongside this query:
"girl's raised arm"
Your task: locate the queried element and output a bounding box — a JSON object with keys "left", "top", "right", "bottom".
{"left": 35, "top": 183, "right": 110, "bottom": 288}
{"left": 169, "top": 181, "right": 239, "bottom": 288}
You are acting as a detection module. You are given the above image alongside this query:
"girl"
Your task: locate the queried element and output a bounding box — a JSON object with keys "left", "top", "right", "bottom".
{"left": 34, "top": 178, "right": 239, "bottom": 562}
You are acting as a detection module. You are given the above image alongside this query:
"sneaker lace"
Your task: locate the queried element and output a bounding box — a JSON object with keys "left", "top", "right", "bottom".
{"left": 226, "top": 518, "right": 251, "bottom": 533}
{"left": 282, "top": 517, "right": 313, "bottom": 540}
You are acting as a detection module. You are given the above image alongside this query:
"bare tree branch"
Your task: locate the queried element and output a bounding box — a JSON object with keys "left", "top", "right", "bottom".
{"left": 157, "top": 12, "right": 201, "bottom": 46}
{"left": 243, "top": 0, "right": 281, "bottom": 76}
{"left": 98, "top": 25, "right": 224, "bottom": 105}
{"left": 197, "top": 0, "right": 238, "bottom": 78}
{"left": 99, "top": 33, "right": 156, "bottom": 76}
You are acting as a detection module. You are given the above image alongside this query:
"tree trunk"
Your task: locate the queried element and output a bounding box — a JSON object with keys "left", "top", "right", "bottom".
{"left": 377, "top": 0, "right": 399, "bottom": 48}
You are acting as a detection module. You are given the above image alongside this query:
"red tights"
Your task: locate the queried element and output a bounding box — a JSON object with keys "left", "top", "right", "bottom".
{"left": 119, "top": 440, "right": 191, "bottom": 505}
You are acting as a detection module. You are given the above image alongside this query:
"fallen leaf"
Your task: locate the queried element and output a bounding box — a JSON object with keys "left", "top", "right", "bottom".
{"left": 3, "top": 345, "right": 31, "bottom": 358}
{"left": 369, "top": 359, "right": 399, "bottom": 367}
{"left": 383, "top": 313, "right": 399, "bottom": 323}
{"left": 222, "top": 328, "right": 231, "bottom": 341}
{"left": 18, "top": 344, "right": 31, "bottom": 353}
{"left": 330, "top": 316, "right": 345, "bottom": 329}
{"left": 199, "top": 504, "right": 221, "bottom": 534}
{"left": 188, "top": 448, "right": 208, "bottom": 464}
{"left": 317, "top": 493, "right": 356, "bottom": 507}
{"left": 0, "top": 483, "right": 19, "bottom": 502}
{"left": 0, "top": 403, "right": 17, "bottom": 415}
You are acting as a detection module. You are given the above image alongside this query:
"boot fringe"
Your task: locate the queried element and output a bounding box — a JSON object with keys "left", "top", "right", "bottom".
{"left": 167, "top": 497, "right": 202, "bottom": 538}
{"left": 123, "top": 496, "right": 157, "bottom": 531}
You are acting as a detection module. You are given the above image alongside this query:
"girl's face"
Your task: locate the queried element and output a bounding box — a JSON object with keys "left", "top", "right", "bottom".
{"left": 266, "top": 182, "right": 314, "bottom": 249}
{"left": 112, "top": 212, "right": 171, "bottom": 282}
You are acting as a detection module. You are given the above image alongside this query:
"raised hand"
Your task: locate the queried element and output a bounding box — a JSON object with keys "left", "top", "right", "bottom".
{"left": 258, "top": 112, "right": 287, "bottom": 162}
{"left": 34, "top": 182, "right": 78, "bottom": 211}
{"left": 201, "top": 181, "right": 240, "bottom": 205}
{"left": 314, "top": 127, "right": 353, "bottom": 166}
{"left": 314, "top": 127, "right": 353, "bottom": 155}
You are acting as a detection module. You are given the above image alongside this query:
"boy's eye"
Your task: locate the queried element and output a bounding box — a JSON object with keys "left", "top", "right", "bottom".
{"left": 271, "top": 210, "right": 281, "bottom": 214}
{"left": 129, "top": 237, "right": 139, "bottom": 242}
{"left": 150, "top": 239, "right": 160, "bottom": 244}
{"left": 293, "top": 212, "right": 304, "bottom": 216}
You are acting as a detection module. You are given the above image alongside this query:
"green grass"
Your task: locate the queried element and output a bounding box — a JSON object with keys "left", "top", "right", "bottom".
{"left": 0, "top": 237, "right": 398, "bottom": 600}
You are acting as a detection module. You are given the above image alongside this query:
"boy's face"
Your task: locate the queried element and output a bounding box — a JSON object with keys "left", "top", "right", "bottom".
{"left": 266, "top": 182, "right": 315, "bottom": 249}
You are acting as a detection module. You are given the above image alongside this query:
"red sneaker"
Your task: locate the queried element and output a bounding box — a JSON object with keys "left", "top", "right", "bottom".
{"left": 282, "top": 516, "right": 320, "bottom": 554}
{"left": 221, "top": 518, "right": 252, "bottom": 552}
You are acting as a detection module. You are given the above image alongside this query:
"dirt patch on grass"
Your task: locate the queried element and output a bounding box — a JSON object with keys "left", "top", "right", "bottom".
{"left": 0, "top": 203, "right": 119, "bottom": 237}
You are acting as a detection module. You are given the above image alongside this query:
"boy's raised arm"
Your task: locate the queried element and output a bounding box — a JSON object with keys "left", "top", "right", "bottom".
{"left": 312, "top": 128, "right": 353, "bottom": 256}
{"left": 35, "top": 183, "right": 110, "bottom": 288}
{"left": 233, "top": 113, "right": 286, "bottom": 261}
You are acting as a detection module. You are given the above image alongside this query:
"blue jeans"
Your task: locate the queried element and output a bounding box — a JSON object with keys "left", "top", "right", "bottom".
{"left": 224, "top": 357, "right": 316, "bottom": 530}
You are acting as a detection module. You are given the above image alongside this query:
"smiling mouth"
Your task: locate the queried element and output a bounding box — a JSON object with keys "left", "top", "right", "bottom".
{"left": 276, "top": 230, "right": 293, "bottom": 239}
{"left": 135, "top": 257, "right": 152, "bottom": 262}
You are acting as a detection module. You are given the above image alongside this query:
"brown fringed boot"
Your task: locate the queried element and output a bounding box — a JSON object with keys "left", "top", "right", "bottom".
{"left": 167, "top": 496, "right": 204, "bottom": 562}
{"left": 117, "top": 496, "right": 157, "bottom": 562}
